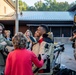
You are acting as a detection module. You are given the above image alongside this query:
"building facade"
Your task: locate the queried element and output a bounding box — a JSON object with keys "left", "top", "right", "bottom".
{"left": 0, "top": 0, "right": 15, "bottom": 18}
{"left": 0, "top": 3, "right": 76, "bottom": 40}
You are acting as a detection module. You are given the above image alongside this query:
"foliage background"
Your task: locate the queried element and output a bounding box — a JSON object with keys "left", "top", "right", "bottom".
{"left": 17, "top": 0, "right": 76, "bottom": 11}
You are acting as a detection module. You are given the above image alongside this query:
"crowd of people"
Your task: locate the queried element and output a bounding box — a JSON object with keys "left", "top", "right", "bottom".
{"left": 0, "top": 22, "right": 76, "bottom": 75}
{"left": 0, "top": 23, "right": 54, "bottom": 75}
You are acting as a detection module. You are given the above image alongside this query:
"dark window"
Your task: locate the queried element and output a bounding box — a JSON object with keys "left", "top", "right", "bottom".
{"left": 51, "top": 27, "right": 71, "bottom": 37}
{"left": 51, "top": 27, "right": 60, "bottom": 37}
{"left": 62, "top": 27, "right": 71, "bottom": 37}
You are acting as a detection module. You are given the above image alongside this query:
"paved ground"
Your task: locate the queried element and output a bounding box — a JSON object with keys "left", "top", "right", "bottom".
{"left": 0, "top": 44, "right": 76, "bottom": 75}
{"left": 56, "top": 44, "right": 76, "bottom": 71}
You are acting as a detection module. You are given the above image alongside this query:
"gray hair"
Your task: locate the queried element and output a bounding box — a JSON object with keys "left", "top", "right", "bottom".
{"left": 12, "top": 32, "right": 27, "bottom": 49}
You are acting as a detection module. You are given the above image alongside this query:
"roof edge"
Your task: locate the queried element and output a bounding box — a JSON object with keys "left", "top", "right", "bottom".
{"left": 4, "top": 0, "right": 15, "bottom": 10}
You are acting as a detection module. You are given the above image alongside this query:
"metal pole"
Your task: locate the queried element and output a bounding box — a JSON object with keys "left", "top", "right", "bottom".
{"left": 15, "top": 0, "right": 19, "bottom": 33}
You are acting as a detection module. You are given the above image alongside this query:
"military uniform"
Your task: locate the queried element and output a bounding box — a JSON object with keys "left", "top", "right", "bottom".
{"left": 32, "top": 36, "right": 54, "bottom": 75}
{"left": 0, "top": 34, "right": 12, "bottom": 63}
{"left": 0, "top": 34, "right": 12, "bottom": 50}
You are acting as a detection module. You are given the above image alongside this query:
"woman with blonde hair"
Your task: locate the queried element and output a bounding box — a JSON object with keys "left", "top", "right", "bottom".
{"left": 4, "top": 30, "right": 11, "bottom": 41}
{"left": 24, "top": 29, "right": 36, "bottom": 50}
{"left": 4, "top": 32, "right": 45, "bottom": 75}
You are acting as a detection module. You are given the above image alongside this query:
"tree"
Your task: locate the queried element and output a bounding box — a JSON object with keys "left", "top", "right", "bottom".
{"left": 19, "top": 0, "right": 28, "bottom": 11}
{"left": 27, "top": 6, "right": 36, "bottom": 11}
{"left": 34, "top": 0, "right": 44, "bottom": 11}
{"left": 70, "top": 1, "right": 76, "bottom": 7}
{"left": 44, "top": 0, "right": 70, "bottom": 11}
{"left": 16, "top": 0, "right": 71, "bottom": 11}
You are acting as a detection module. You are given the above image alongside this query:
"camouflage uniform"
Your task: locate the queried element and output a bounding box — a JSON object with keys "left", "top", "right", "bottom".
{"left": 0, "top": 34, "right": 12, "bottom": 50}
{"left": 32, "top": 36, "right": 54, "bottom": 75}
{"left": 0, "top": 34, "right": 13, "bottom": 63}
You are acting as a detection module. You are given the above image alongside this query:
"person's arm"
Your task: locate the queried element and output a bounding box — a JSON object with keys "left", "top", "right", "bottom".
{"left": 31, "top": 52, "right": 44, "bottom": 68}
{"left": 69, "top": 34, "right": 76, "bottom": 40}
{"left": 73, "top": 35, "right": 76, "bottom": 39}
{"left": 4, "top": 53, "right": 11, "bottom": 75}
{"left": 3, "top": 36, "right": 13, "bottom": 46}
{"left": 69, "top": 37, "right": 75, "bottom": 41}
{"left": 0, "top": 41, "right": 7, "bottom": 45}
{"left": 5, "top": 40, "right": 13, "bottom": 46}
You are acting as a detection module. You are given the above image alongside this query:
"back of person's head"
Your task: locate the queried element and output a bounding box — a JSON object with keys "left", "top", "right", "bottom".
{"left": 40, "top": 24, "right": 49, "bottom": 33}
{"left": 12, "top": 32, "right": 27, "bottom": 49}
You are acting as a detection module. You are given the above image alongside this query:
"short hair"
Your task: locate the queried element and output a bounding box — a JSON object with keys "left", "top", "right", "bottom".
{"left": 12, "top": 32, "right": 27, "bottom": 49}
{"left": 40, "top": 24, "right": 49, "bottom": 33}
{"left": 73, "top": 29, "right": 76, "bottom": 34}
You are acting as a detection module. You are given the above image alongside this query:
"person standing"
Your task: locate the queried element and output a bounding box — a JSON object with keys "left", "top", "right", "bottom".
{"left": 32, "top": 25, "right": 54, "bottom": 75}
{"left": 69, "top": 29, "right": 76, "bottom": 60}
{"left": 0, "top": 23, "right": 12, "bottom": 62}
{"left": 24, "top": 29, "right": 36, "bottom": 50}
